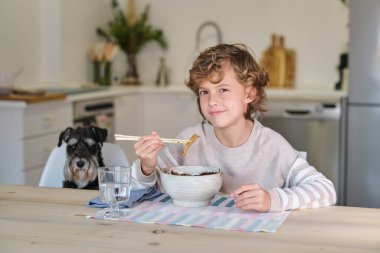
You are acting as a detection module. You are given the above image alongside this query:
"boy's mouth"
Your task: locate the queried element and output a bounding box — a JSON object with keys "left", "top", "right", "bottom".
{"left": 209, "top": 110, "right": 225, "bottom": 117}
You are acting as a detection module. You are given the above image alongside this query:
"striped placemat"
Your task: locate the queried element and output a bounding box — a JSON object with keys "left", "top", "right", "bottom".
{"left": 89, "top": 193, "right": 290, "bottom": 233}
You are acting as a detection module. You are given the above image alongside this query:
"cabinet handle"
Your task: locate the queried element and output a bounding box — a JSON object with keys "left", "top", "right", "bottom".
{"left": 42, "top": 116, "right": 56, "bottom": 124}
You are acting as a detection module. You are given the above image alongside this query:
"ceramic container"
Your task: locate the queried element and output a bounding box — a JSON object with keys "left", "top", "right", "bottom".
{"left": 158, "top": 166, "right": 222, "bottom": 207}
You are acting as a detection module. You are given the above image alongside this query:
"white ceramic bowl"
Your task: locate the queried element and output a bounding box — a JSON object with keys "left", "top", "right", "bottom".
{"left": 158, "top": 166, "right": 222, "bottom": 207}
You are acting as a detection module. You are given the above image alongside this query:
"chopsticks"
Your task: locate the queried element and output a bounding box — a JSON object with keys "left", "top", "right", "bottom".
{"left": 114, "top": 134, "right": 189, "bottom": 144}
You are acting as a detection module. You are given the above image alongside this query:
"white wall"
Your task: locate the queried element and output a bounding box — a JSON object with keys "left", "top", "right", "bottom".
{"left": 60, "top": 0, "right": 111, "bottom": 85}
{"left": 0, "top": 0, "right": 348, "bottom": 90}
{"left": 0, "top": 0, "right": 110, "bottom": 87}
{"left": 136, "top": 0, "right": 349, "bottom": 90}
{"left": 0, "top": 0, "right": 42, "bottom": 85}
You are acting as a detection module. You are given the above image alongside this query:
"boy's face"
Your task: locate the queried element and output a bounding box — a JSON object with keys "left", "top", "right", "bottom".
{"left": 198, "top": 62, "right": 256, "bottom": 129}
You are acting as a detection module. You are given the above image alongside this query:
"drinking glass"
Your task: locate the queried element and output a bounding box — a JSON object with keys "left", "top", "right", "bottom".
{"left": 98, "top": 166, "right": 131, "bottom": 219}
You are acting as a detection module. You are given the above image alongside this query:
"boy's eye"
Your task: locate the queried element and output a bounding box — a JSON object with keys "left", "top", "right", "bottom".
{"left": 199, "top": 90, "right": 208, "bottom": 96}
{"left": 220, "top": 88, "right": 229, "bottom": 93}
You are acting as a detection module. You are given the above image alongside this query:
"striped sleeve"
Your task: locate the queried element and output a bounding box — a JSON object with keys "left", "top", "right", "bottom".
{"left": 131, "top": 159, "right": 157, "bottom": 189}
{"left": 269, "top": 157, "right": 337, "bottom": 212}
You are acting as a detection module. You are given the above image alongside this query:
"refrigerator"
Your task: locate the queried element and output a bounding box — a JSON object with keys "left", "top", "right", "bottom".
{"left": 346, "top": 0, "right": 380, "bottom": 208}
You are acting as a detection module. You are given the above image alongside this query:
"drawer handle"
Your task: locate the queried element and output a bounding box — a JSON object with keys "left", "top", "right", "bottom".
{"left": 42, "top": 116, "right": 56, "bottom": 124}
{"left": 284, "top": 109, "right": 311, "bottom": 115}
{"left": 85, "top": 102, "right": 113, "bottom": 111}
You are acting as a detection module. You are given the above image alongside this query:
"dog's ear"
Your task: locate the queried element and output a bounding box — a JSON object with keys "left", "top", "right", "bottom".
{"left": 58, "top": 127, "right": 74, "bottom": 147}
{"left": 90, "top": 126, "right": 108, "bottom": 146}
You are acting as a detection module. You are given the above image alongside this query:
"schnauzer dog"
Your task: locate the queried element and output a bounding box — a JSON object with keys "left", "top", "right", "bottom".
{"left": 58, "top": 126, "right": 108, "bottom": 190}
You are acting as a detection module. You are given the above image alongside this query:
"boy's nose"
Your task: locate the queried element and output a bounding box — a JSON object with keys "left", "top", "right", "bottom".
{"left": 208, "top": 93, "right": 220, "bottom": 106}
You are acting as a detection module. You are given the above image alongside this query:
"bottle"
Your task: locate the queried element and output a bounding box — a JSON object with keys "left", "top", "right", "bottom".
{"left": 156, "top": 57, "right": 169, "bottom": 86}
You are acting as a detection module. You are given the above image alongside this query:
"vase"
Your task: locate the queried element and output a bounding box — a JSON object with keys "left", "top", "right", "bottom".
{"left": 93, "top": 61, "right": 112, "bottom": 86}
{"left": 123, "top": 53, "right": 140, "bottom": 85}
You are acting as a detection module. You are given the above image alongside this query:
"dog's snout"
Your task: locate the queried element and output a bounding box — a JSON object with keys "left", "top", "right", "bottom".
{"left": 76, "top": 160, "right": 85, "bottom": 168}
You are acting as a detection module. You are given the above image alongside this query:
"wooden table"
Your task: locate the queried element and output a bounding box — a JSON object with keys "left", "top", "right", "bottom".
{"left": 0, "top": 185, "right": 379, "bottom": 253}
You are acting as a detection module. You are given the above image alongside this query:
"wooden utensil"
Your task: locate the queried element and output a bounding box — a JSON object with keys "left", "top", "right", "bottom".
{"left": 114, "top": 134, "right": 189, "bottom": 144}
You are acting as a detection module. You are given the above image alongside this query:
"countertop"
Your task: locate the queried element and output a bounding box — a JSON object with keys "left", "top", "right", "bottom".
{"left": 67, "top": 85, "right": 347, "bottom": 103}
{"left": 0, "top": 85, "right": 348, "bottom": 108}
{"left": 0, "top": 185, "right": 379, "bottom": 253}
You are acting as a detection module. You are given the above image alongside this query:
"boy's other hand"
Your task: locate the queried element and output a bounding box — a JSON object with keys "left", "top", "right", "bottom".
{"left": 134, "top": 131, "right": 164, "bottom": 176}
{"left": 230, "top": 184, "right": 271, "bottom": 212}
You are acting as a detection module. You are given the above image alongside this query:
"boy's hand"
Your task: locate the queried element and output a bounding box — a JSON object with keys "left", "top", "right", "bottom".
{"left": 230, "top": 184, "right": 271, "bottom": 212}
{"left": 134, "top": 131, "right": 164, "bottom": 176}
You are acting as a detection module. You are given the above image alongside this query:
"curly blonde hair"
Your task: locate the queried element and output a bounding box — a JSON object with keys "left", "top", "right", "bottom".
{"left": 186, "top": 43, "right": 269, "bottom": 120}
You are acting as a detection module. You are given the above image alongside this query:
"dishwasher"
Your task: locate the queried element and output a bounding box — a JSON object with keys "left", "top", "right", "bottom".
{"left": 259, "top": 100, "right": 343, "bottom": 204}
{"left": 73, "top": 97, "right": 115, "bottom": 142}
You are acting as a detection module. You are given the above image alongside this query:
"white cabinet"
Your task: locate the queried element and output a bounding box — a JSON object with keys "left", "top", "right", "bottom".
{"left": 141, "top": 92, "right": 201, "bottom": 137}
{"left": 0, "top": 100, "right": 72, "bottom": 185}
{"left": 114, "top": 92, "right": 142, "bottom": 162}
{"left": 114, "top": 90, "right": 201, "bottom": 163}
{"left": 0, "top": 87, "right": 201, "bottom": 185}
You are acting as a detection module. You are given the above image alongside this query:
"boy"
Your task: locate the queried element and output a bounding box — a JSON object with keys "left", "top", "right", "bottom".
{"left": 132, "top": 44, "right": 336, "bottom": 212}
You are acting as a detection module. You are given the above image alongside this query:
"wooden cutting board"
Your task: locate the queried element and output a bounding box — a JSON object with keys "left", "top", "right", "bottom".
{"left": 260, "top": 34, "right": 295, "bottom": 89}
{"left": 0, "top": 92, "right": 66, "bottom": 104}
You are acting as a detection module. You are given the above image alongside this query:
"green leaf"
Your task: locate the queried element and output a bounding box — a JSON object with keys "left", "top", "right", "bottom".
{"left": 96, "top": 1, "right": 168, "bottom": 54}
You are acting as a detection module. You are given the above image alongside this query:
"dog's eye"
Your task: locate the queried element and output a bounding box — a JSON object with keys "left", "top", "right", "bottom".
{"left": 68, "top": 145, "right": 76, "bottom": 151}
{"left": 89, "top": 145, "right": 98, "bottom": 153}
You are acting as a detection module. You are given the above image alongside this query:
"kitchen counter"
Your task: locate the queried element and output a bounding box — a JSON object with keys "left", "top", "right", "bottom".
{"left": 0, "top": 85, "right": 347, "bottom": 106}
{"left": 266, "top": 88, "right": 347, "bottom": 103}
{"left": 67, "top": 85, "right": 347, "bottom": 103}
{"left": 65, "top": 85, "right": 193, "bottom": 101}
{"left": 0, "top": 185, "right": 379, "bottom": 253}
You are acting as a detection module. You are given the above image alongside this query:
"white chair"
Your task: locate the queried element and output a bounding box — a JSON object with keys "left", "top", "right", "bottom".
{"left": 39, "top": 142, "right": 129, "bottom": 188}
{"left": 298, "top": 151, "right": 307, "bottom": 160}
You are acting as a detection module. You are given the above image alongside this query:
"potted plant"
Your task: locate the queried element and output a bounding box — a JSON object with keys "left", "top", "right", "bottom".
{"left": 97, "top": 0, "right": 168, "bottom": 85}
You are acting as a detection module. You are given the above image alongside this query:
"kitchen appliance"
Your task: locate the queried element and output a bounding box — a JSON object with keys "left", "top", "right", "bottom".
{"left": 73, "top": 97, "right": 115, "bottom": 142}
{"left": 260, "top": 100, "right": 343, "bottom": 204}
{"left": 345, "top": 0, "right": 380, "bottom": 208}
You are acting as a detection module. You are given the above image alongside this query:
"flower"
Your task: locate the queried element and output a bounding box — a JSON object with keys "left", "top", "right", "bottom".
{"left": 89, "top": 42, "right": 119, "bottom": 62}
{"left": 96, "top": 0, "right": 168, "bottom": 55}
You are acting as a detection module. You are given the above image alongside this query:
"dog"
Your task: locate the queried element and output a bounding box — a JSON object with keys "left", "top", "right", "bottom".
{"left": 58, "top": 126, "right": 108, "bottom": 190}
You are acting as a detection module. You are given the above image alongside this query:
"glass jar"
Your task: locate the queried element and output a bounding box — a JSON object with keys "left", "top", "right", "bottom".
{"left": 93, "top": 61, "right": 112, "bottom": 86}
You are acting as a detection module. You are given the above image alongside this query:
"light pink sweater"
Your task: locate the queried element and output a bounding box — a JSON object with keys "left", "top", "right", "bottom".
{"left": 133, "top": 120, "right": 337, "bottom": 212}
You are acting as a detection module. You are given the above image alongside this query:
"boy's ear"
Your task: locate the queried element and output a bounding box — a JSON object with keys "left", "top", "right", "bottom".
{"left": 245, "top": 87, "right": 257, "bottom": 103}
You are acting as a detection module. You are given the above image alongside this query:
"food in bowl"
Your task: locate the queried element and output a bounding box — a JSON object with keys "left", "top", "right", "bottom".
{"left": 168, "top": 170, "right": 218, "bottom": 176}
{"left": 158, "top": 166, "right": 222, "bottom": 207}
{"left": 182, "top": 134, "right": 199, "bottom": 159}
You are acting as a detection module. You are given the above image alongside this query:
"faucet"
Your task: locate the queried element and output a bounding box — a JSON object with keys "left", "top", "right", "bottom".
{"left": 194, "top": 21, "right": 223, "bottom": 56}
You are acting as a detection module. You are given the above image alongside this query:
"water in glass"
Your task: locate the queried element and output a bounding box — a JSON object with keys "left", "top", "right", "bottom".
{"left": 98, "top": 166, "right": 131, "bottom": 219}
{"left": 100, "top": 183, "right": 130, "bottom": 203}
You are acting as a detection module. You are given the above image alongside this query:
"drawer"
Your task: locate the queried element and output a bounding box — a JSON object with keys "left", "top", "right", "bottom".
{"left": 24, "top": 133, "right": 60, "bottom": 169}
{"left": 24, "top": 101, "right": 72, "bottom": 137}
